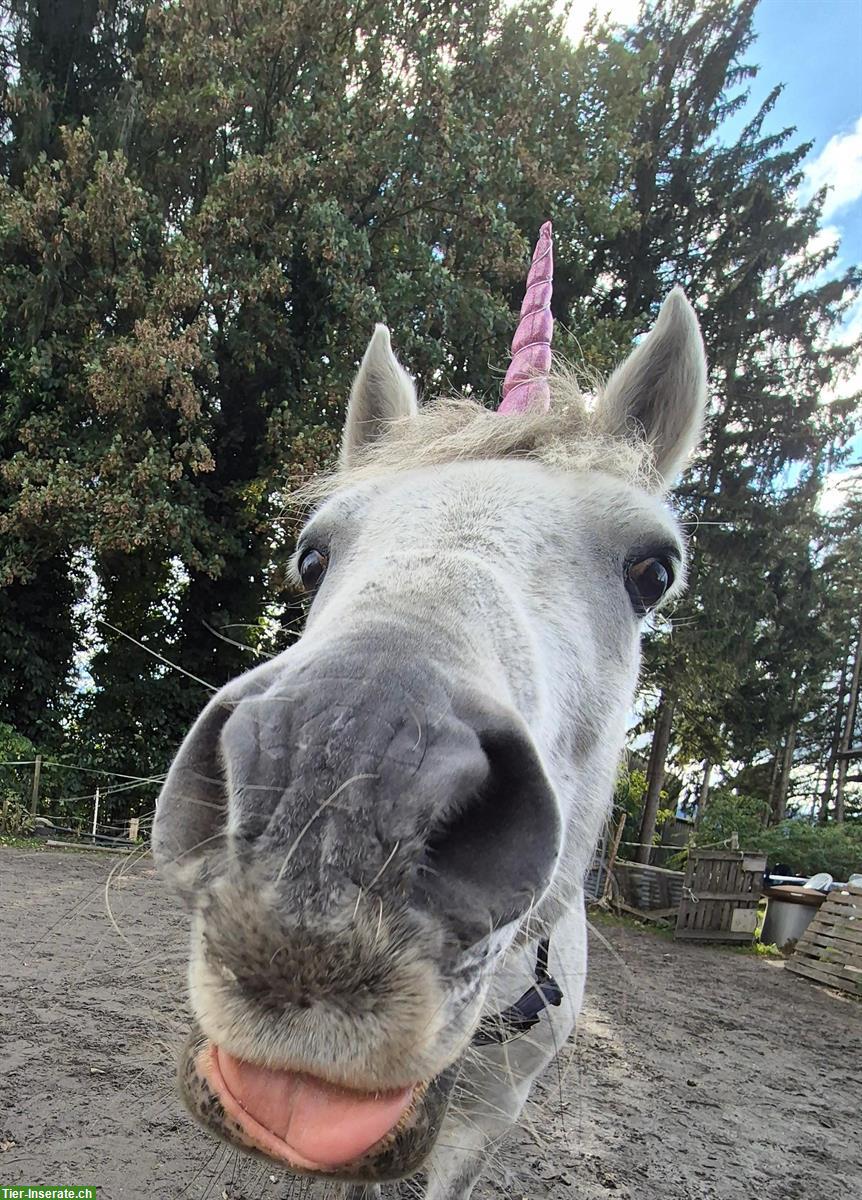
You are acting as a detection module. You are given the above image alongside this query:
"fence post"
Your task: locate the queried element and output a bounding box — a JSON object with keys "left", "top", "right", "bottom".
{"left": 91, "top": 787, "right": 100, "bottom": 839}
{"left": 602, "top": 813, "right": 627, "bottom": 902}
{"left": 30, "top": 754, "right": 42, "bottom": 817}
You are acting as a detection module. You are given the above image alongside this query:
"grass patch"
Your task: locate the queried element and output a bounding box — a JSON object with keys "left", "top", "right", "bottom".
{"left": 0, "top": 836, "right": 130, "bottom": 855}
{"left": 588, "top": 907, "right": 675, "bottom": 940}
{"left": 726, "top": 939, "right": 784, "bottom": 959}
{"left": 588, "top": 905, "right": 784, "bottom": 956}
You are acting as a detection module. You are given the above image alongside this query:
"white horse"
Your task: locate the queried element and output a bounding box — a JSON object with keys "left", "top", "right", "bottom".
{"left": 153, "top": 260, "right": 706, "bottom": 1198}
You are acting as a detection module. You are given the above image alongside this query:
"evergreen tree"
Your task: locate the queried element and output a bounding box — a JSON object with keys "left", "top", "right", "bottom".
{"left": 1, "top": 0, "right": 859, "bottom": 833}
{"left": 597, "top": 0, "right": 861, "bottom": 854}
{"left": 0, "top": 0, "right": 639, "bottom": 780}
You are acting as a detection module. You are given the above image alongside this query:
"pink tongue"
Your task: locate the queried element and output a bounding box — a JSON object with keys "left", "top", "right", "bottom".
{"left": 210, "top": 1047, "right": 414, "bottom": 1169}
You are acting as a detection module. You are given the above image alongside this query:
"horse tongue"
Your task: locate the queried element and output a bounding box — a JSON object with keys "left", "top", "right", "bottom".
{"left": 213, "top": 1047, "right": 414, "bottom": 1169}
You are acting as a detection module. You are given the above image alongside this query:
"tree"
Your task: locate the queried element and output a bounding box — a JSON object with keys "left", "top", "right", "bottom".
{"left": 1, "top": 0, "right": 859, "bottom": 828}
{"left": 1, "top": 0, "right": 640, "bottom": 783}
{"left": 602, "top": 0, "right": 861, "bottom": 845}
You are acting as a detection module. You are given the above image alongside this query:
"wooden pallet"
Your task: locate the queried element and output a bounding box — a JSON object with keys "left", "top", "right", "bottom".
{"left": 675, "top": 850, "right": 766, "bottom": 943}
{"left": 613, "top": 860, "right": 685, "bottom": 911}
{"left": 786, "top": 886, "right": 862, "bottom": 997}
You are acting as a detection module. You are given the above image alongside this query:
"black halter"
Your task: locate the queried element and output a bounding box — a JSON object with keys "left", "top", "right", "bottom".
{"left": 471, "top": 937, "right": 564, "bottom": 1047}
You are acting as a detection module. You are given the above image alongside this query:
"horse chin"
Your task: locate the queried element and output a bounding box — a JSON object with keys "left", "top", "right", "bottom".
{"left": 178, "top": 1026, "right": 461, "bottom": 1183}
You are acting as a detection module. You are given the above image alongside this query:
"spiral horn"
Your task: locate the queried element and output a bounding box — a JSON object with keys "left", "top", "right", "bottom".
{"left": 499, "top": 221, "right": 554, "bottom": 414}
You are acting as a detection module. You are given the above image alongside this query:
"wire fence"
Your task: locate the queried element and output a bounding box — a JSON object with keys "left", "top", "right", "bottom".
{"left": 0, "top": 755, "right": 165, "bottom": 841}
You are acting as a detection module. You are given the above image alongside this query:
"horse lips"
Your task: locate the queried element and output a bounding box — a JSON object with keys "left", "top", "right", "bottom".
{"left": 204, "top": 1045, "right": 415, "bottom": 1171}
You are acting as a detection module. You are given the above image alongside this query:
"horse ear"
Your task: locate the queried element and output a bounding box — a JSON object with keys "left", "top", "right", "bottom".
{"left": 341, "top": 324, "right": 418, "bottom": 468}
{"left": 597, "top": 288, "right": 707, "bottom": 489}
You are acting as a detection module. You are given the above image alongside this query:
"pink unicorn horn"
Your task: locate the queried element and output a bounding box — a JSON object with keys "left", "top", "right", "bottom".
{"left": 499, "top": 221, "right": 554, "bottom": 414}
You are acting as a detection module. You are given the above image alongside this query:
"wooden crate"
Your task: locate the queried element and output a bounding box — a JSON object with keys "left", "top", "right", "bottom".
{"left": 785, "top": 886, "right": 862, "bottom": 997}
{"left": 674, "top": 850, "right": 766, "bottom": 943}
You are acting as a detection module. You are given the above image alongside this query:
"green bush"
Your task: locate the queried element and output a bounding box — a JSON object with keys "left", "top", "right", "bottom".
{"left": 612, "top": 765, "right": 648, "bottom": 854}
{"left": 611, "top": 765, "right": 677, "bottom": 864}
{"left": 695, "top": 790, "right": 769, "bottom": 848}
{"left": 0, "top": 798, "right": 34, "bottom": 837}
{"left": 0, "top": 722, "right": 36, "bottom": 759}
{"left": 0, "top": 723, "right": 38, "bottom": 829}
{"left": 757, "top": 822, "right": 862, "bottom": 880}
{"left": 685, "top": 790, "right": 862, "bottom": 879}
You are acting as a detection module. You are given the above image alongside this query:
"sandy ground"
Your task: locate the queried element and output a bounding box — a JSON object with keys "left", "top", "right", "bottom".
{"left": 1, "top": 846, "right": 860, "bottom": 1200}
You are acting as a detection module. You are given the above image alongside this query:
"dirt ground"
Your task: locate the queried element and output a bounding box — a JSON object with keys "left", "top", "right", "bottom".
{"left": 2, "top": 847, "right": 860, "bottom": 1200}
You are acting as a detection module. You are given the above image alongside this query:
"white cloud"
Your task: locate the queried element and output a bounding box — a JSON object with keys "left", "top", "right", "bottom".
{"left": 818, "top": 466, "right": 862, "bottom": 514}
{"left": 785, "top": 223, "right": 841, "bottom": 286}
{"left": 844, "top": 295, "right": 862, "bottom": 345}
{"left": 818, "top": 293, "right": 862, "bottom": 409}
{"left": 801, "top": 115, "right": 862, "bottom": 219}
{"left": 807, "top": 224, "right": 841, "bottom": 258}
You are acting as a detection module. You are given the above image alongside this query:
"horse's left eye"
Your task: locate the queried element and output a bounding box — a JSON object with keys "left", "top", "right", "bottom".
{"left": 298, "top": 548, "right": 328, "bottom": 591}
{"left": 625, "top": 556, "right": 674, "bottom": 614}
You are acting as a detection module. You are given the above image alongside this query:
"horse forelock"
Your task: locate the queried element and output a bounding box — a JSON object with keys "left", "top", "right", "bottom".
{"left": 295, "top": 365, "right": 660, "bottom": 505}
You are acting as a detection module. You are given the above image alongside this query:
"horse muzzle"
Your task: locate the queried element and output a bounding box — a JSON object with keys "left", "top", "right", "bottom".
{"left": 179, "top": 1026, "right": 460, "bottom": 1182}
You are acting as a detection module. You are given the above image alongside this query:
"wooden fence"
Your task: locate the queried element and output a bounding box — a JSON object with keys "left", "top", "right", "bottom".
{"left": 786, "top": 886, "right": 862, "bottom": 997}
{"left": 674, "top": 850, "right": 766, "bottom": 943}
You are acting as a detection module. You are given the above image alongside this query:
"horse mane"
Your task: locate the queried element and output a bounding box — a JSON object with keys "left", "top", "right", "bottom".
{"left": 296, "top": 365, "right": 659, "bottom": 503}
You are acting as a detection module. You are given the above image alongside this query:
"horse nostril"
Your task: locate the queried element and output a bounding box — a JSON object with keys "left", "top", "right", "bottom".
{"left": 152, "top": 686, "right": 235, "bottom": 883}
{"left": 416, "top": 725, "right": 561, "bottom": 943}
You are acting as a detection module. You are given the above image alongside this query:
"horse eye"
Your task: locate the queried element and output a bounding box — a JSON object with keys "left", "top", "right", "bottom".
{"left": 298, "top": 548, "right": 328, "bottom": 591}
{"left": 625, "top": 556, "right": 674, "bottom": 614}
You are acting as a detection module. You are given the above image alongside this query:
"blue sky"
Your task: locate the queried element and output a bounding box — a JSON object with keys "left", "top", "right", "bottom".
{"left": 569, "top": 1, "right": 862, "bottom": 278}
{"left": 742, "top": 0, "right": 862, "bottom": 479}
{"left": 742, "top": 0, "right": 862, "bottom": 276}
{"left": 566, "top": 0, "right": 862, "bottom": 489}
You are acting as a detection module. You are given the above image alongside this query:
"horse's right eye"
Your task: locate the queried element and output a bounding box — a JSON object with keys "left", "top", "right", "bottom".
{"left": 625, "top": 555, "right": 674, "bottom": 614}
{"left": 298, "top": 548, "right": 328, "bottom": 591}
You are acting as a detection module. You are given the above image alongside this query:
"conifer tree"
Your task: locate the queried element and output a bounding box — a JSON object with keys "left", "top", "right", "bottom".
{"left": 1, "top": 0, "right": 859, "bottom": 828}
{"left": 0, "top": 0, "right": 639, "bottom": 783}
{"left": 599, "top": 0, "right": 861, "bottom": 854}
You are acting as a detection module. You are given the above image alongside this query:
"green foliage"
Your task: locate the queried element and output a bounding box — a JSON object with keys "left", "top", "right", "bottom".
{"left": 730, "top": 938, "right": 783, "bottom": 959}
{"left": 0, "top": 721, "right": 35, "bottom": 759}
{"left": 0, "top": 0, "right": 858, "bottom": 823}
{"left": 613, "top": 765, "right": 647, "bottom": 851}
{"left": 655, "top": 806, "right": 676, "bottom": 839}
{"left": 0, "top": 720, "right": 37, "bottom": 833}
{"left": 695, "top": 790, "right": 770, "bottom": 848}
{"left": 0, "top": 799, "right": 34, "bottom": 837}
{"left": 1, "top": 0, "right": 645, "bottom": 780}
{"left": 619, "top": 1, "right": 861, "bottom": 822}
{"left": 693, "top": 788, "right": 862, "bottom": 876}
{"left": 757, "top": 822, "right": 862, "bottom": 880}
{"left": 0, "top": 721, "right": 37, "bottom": 813}
{"left": 613, "top": 763, "right": 677, "bottom": 856}
{"left": 614, "top": 765, "right": 648, "bottom": 811}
